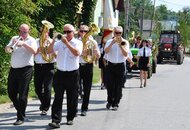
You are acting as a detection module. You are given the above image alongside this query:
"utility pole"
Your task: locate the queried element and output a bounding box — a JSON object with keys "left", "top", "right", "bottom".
{"left": 124, "top": 0, "right": 129, "bottom": 39}
{"left": 149, "top": 0, "right": 156, "bottom": 37}
{"left": 140, "top": 0, "right": 145, "bottom": 37}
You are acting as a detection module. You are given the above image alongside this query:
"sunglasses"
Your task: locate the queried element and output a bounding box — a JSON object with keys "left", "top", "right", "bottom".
{"left": 19, "top": 30, "right": 28, "bottom": 34}
{"left": 80, "top": 30, "right": 88, "bottom": 33}
{"left": 63, "top": 30, "right": 73, "bottom": 34}
{"left": 115, "top": 32, "right": 122, "bottom": 34}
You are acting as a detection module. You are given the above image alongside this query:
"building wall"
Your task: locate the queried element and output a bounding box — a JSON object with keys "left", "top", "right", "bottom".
{"left": 93, "top": 0, "right": 103, "bottom": 28}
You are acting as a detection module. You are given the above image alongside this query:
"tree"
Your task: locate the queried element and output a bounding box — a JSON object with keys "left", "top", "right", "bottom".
{"left": 178, "top": 7, "right": 190, "bottom": 47}
{"left": 0, "top": 0, "right": 53, "bottom": 95}
{"left": 81, "top": 0, "right": 97, "bottom": 25}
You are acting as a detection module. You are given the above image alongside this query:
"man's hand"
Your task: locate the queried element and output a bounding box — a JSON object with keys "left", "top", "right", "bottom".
{"left": 147, "top": 63, "right": 151, "bottom": 67}
{"left": 129, "top": 61, "right": 134, "bottom": 68}
{"left": 17, "top": 41, "right": 25, "bottom": 47}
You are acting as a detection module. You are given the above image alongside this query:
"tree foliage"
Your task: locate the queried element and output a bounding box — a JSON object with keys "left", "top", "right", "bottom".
{"left": 178, "top": 7, "right": 190, "bottom": 47}
{"left": 81, "top": 0, "right": 97, "bottom": 25}
{"left": 0, "top": 0, "right": 96, "bottom": 95}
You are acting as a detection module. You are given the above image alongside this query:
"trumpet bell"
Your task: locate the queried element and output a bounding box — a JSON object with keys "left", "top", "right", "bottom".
{"left": 41, "top": 20, "right": 54, "bottom": 29}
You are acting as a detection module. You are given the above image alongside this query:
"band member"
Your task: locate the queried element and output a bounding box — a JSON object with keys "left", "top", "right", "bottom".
{"left": 48, "top": 24, "right": 83, "bottom": 128}
{"left": 132, "top": 36, "right": 141, "bottom": 48}
{"left": 34, "top": 21, "right": 56, "bottom": 115}
{"left": 137, "top": 40, "right": 152, "bottom": 88}
{"left": 78, "top": 25, "right": 100, "bottom": 116}
{"left": 104, "top": 26, "right": 129, "bottom": 111}
{"left": 5, "top": 24, "right": 37, "bottom": 125}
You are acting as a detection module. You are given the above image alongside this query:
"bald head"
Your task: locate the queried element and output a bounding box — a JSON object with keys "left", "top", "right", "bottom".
{"left": 19, "top": 24, "right": 30, "bottom": 31}
{"left": 19, "top": 24, "right": 30, "bottom": 39}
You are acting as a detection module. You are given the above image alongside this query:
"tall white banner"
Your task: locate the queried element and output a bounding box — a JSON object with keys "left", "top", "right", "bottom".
{"left": 102, "top": 0, "right": 119, "bottom": 43}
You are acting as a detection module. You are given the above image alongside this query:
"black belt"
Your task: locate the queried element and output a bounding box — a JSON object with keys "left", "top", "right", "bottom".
{"left": 108, "top": 61, "right": 124, "bottom": 66}
{"left": 80, "top": 63, "right": 93, "bottom": 66}
{"left": 35, "top": 63, "right": 54, "bottom": 67}
{"left": 57, "top": 69, "right": 78, "bottom": 73}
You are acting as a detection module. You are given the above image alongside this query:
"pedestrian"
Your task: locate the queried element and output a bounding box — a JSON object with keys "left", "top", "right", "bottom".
{"left": 34, "top": 20, "right": 56, "bottom": 116}
{"left": 132, "top": 36, "right": 141, "bottom": 48}
{"left": 48, "top": 24, "right": 83, "bottom": 128}
{"left": 77, "top": 24, "right": 100, "bottom": 116}
{"left": 4, "top": 24, "right": 37, "bottom": 125}
{"left": 104, "top": 26, "right": 129, "bottom": 111}
{"left": 137, "top": 40, "right": 152, "bottom": 88}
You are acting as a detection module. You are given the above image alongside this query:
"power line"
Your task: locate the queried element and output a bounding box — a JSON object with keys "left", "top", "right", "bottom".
{"left": 157, "top": 0, "right": 189, "bottom": 7}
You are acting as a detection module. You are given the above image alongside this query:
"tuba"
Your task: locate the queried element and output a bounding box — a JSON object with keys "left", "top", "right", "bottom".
{"left": 82, "top": 24, "right": 99, "bottom": 63}
{"left": 40, "top": 20, "right": 56, "bottom": 62}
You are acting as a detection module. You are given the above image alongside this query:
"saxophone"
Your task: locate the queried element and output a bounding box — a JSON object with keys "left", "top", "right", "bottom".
{"left": 40, "top": 20, "right": 56, "bottom": 62}
{"left": 82, "top": 24, "right": 99, "bottom": 63}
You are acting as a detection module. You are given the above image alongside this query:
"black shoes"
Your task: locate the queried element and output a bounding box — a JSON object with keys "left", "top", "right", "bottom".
{"left": 49, "top": 120, "right": 73, "bottom": 128}
{"left": 81, "top": 111, "right": 87, "bottom": 116}
{"left": 106, "top": 103, "right": 111, "bottom": 109}
{"left": 67, "top": 120, "right": 73, "bottom": 125}
{"left": 112, "top": 106, "right": 118, "bottom": 111}
{"left": 13, "top": 120, "right": 24, "bottom": 125}
{"left": 40, "top": 110, "right": 47, "bottom": 115}
{"left": 48, "top": 122, "right": 60, "bottom": 128}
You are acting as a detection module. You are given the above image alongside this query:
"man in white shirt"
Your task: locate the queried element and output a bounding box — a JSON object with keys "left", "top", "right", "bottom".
{"left": 34, "top": 23, "right": 56, "bottom": 116}
{"left": 78, "top": 25, "right": 100, "bottom": 116}
{"left": 5, "top": 24, "right": 37, "bottom": 125}
{"left": 104, "top": 26, "right": 129, "bottom": 111}
{"left": 48, "top": 24, "right": 83, "bottom": 128}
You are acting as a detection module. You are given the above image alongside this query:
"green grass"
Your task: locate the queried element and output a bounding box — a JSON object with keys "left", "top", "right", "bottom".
{"left": 92, "top": 64, "right": 101, "bottom": 84}
{"left": 0, "top": 65, "right": 101, "bottom": 104}
{"left": 0, "top": 95, "right": 10, "bottom": 104}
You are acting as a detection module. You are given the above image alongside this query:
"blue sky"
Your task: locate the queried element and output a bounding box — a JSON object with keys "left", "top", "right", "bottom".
{"left": 153, "top": 0, "right": 190, "bottom": 12}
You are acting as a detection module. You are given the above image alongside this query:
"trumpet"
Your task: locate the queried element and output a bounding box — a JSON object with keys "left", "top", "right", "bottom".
{"left": 53, "top": 32, "right": 66, "bottom": 40}
{"left": 115, "top": 36, "right": 126, "bottom": 46}
{"left": 10, "top": 36, "right": 22, "bottom": 50}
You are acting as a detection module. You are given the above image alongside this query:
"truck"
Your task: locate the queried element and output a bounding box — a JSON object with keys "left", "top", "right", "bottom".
{"left": 157, "top": 30, "right": 184, "bottom": 64}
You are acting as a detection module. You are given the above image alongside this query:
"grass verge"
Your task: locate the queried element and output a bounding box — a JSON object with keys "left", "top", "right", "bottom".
{"left": 0, "top": 65, "right": 101, "bottom": 104}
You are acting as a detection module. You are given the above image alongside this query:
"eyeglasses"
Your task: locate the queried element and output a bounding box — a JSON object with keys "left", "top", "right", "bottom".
{"left": 115, "top": 32, "right": 122, "bottom": 34}
{"left": 80, "top": 30, "right": 88, "bottom": 33}
{"left": 19, "top": 30, "right": 28, "bottom": 34}
{"left": 63, "top": 30, "right": 73, "bottom": 34}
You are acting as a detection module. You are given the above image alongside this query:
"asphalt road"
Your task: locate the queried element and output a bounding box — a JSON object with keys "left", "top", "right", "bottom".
{"left": 0, "top": 57, "right": 190, "bottom": 130}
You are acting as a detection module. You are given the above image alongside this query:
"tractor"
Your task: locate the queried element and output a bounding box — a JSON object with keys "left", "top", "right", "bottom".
{"left": 157, "top": 30, "right": 184, "bottom": 64}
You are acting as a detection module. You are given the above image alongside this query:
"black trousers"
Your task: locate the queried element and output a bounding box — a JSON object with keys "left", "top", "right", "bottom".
{"left": 51, "top": 69, "right": 79, "bottom": 123}
{"left": 7, "top": 66, "right": 33, "bottom": 121}
{"left": 122, "top": 60, "right": 128, "bottom": 87}
{"left": 106, "top": 62, "right": 125, "bottom": 107}
{"left": 34, "top": 63, "right": 55, "bottom": 111}
{"left": 79, "top": 63, "right": 93, "bottom": 111}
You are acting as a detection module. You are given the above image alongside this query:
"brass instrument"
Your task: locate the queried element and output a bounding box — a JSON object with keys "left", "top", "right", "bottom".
{"left": 82, "top": 24, "right": 99, "bottom": 63}
{"left": 128, "top": 31, "right": 136, "bottom": 45}
{"left": 40, "top": 20, "right": 55, "bottom": 62}
{"left": 115, "top": 36, "right": 126, "bottom": 46}
{"left": 10, "top": 36, "right": 22, "bottom": 51}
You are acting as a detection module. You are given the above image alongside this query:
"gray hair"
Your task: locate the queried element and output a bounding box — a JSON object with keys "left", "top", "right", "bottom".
{"left": 114, "top": 26, "right": 123, "bottom": 32}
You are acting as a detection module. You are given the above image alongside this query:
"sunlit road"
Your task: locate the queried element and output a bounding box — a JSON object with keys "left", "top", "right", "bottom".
{"left": 0, "top": 57, "right": 190, "bottom": 130}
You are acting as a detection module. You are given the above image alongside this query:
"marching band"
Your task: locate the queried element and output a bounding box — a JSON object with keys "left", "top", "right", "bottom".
{"left": 4, "top": 21, "right": 151, "bottom": 128}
